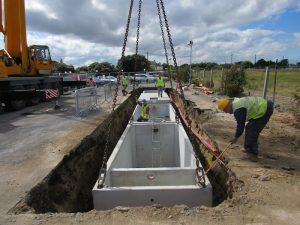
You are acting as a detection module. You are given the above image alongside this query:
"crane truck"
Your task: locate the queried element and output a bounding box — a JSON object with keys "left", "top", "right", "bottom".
{"left": 0, "top": 0, "right": 84, "bottom": 113}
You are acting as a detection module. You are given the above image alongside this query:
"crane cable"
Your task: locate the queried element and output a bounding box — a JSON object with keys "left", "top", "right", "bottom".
{"left": 97, "top": 0, "right": 135, "bottom": 188}
{"left": 98, "top": 0, "right": 205, "bottom": 188}
{"left": 133, "top": 0, "right": 143, "bottom": 93}
{"left": 158, "top": 0, "right": 206, "bottom": 187}
{"left": 155, "top": 0, "right": 173, "bottom": 89}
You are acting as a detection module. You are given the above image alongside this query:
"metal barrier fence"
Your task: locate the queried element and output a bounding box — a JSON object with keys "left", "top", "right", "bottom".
{"left": 97, "top": 83, "right": 116, "bottom": 104}
{"left": 75, "top": 83, "right": 117, "bottom": 117}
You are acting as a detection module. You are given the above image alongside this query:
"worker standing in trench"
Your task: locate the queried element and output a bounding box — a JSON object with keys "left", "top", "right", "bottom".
{"left": 122, "top": 75, "right": 129, "bottom": 96}
{"left": 218, "top": 96, "right": 274, "bottom": 161}
{"left": 156, "top": 73, "right": 165, "bottom": 98}
{"left": 137, "top": 99, "right": 150, "bottom": 122}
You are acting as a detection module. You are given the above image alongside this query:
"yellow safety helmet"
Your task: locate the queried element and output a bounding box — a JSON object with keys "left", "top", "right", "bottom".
{"left": 218, "top": 99, "right": 230, "bottom": 111}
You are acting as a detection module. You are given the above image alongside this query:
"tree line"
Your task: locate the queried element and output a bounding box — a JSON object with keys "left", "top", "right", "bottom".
{"left": 53, "top": 55, "right": 299, "bottom": 73}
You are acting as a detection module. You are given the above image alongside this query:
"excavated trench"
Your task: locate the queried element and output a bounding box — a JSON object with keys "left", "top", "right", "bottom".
{"left": 11, "top": 88, "right": 236, "bottom": 214}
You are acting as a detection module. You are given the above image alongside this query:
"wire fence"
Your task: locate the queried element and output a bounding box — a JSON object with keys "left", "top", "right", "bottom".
{"left": 75, "top": 83, "right": 117, "bottom": 117}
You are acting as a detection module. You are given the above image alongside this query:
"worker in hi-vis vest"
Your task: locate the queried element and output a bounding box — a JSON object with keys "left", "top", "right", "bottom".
{"left": 156, "top": 73, "right": 165, "bottom": 97}
{"left": 137, "top": 99, "right": 150, "bottom": 122}
{"left": 218, "top": 96, "right": 273, "bottom": 160}
{"left": 121, "top": 75, "right": 129, "bottom": 96}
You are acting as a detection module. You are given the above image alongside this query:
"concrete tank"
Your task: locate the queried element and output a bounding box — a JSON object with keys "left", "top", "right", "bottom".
{"left": 92, "top": 123, "right": 212, "bottom": 210}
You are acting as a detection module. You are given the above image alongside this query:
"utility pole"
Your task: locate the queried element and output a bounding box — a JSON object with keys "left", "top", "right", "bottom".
{"left": 231, "top": 54, "right": 233, "bottom": 65}
{"left": 210, "top": 69, "right": 213, "bottom": 88}
{"left": 254, "top": 54, "right": 257, "bottom": 68}
{"left": 188, "top": 40, "right": 193, "bottom": 85}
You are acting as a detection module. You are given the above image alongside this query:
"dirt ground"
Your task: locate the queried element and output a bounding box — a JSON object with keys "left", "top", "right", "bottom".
{"left": 0, "top": 89, "right": 299, "bottom": 225}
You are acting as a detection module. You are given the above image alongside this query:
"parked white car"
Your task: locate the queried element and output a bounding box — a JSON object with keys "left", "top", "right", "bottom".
{"left": 130, "top": 74, "right": 148, "bottom": 83}
{"left": 95, "top": 75, "right": 117, "bottom": 85}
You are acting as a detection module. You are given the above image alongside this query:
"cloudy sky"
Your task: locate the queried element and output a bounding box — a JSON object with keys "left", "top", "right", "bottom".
{"left": 3, "top": 0, "right": 300, "bottom": 66}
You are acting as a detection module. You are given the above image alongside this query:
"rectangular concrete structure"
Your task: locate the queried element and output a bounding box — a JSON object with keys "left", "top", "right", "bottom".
{"left": 139, "top": 90, "right": 169, "bottom": 102}
{"left": 132, "top": 102, "right": 176, "bottom": 122}
{"left": 93, "top": 122, "right": 212, "bottom": 210}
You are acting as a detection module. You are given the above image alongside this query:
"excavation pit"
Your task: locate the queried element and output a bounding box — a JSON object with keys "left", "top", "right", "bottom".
{"left": 10, "top": 88, "right": 234, "bottom": 214}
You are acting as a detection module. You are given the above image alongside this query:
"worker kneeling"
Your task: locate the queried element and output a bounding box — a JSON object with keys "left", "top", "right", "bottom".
{"left": 137, "top": 99, "right": 150, "bottom": 122}
{"left": 218, "top": 97, "right": 273, "bottom": 158}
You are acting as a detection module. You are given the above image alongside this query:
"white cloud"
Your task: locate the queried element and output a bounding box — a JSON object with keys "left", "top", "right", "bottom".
{"left": 1, "top": 0, "right": 298, "bottom": 66}
{"left": 173, "top": 28, "right": 288, "bottom": 64}
{"left": 26, "top": 32, "right": 122, "bottom": 66}
{"left": 293, "top": 33, "right": 300, "bottom": 48}
{"left": 26, "top": 0, "right": 58, "bottom": 19}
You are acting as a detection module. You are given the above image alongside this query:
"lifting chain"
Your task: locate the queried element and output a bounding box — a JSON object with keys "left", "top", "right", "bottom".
{"left": 196, "top": 159, "right": 206, "bottom": 187}
{"left": 159, "top": 0, "right": 192, "bottom": 128}
{"left": 158, "top": 0, "right": 184, "bottom": 97}
{"left": 97, "top": 0, "right": 135, "bottom": 189}
{"left": 155, "top": 0, "right": 173, "bottom": 89}
{"left": 159, "top": 0, "right": 206, "bottom": 186}
{"left": 133, "top": 0, "right": 143, "bottom": 92}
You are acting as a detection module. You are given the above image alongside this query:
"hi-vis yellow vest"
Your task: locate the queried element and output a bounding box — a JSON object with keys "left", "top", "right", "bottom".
{"left": 156, "top": 77, "right": 164, "bottom": 87}
{"left": 122, "top": 77, "right": 129, "bottom": 86}
{"left": 232, "top": 97, "right": 267, "bottom": 121}
{"left": 141, "top": 104, "right": 150, "bottom": 120}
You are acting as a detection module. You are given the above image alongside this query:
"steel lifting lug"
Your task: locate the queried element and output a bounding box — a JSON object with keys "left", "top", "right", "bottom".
{"left": 97, "top": 168, "right": 107, "bottom": 189}
{"left": 195, "top": 167, "right": 206, "bottom": 188}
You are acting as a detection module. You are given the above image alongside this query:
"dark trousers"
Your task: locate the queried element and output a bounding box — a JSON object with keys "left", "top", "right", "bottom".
{"left": 137, "top": 117, "right": 149, "bottom": 122}
{"left": 244, "top": 101, "right": 274, "bottom": 155}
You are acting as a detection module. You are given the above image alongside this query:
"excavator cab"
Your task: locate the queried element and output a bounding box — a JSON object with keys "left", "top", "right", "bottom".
{"left": 29, "top": 45, "right": 53, "bottom": 75}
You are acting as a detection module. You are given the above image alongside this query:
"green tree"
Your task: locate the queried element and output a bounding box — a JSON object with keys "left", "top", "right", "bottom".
{"left": 278, "top": 59, "right": 289, "bottom": 68}
{"left": 235, "top": 61, "right": 254, "bottom": 69}
{"left": 53, "top": 61, "right": 75, "bottom": 73}
{"left": 117, "top": 54, "right": 149, "bottom": 72}
{"left": 88, "top": 62, "right": 115, "bottom": 73}
{"left": 76, "top": 66, "right": 89, "bottom": 73}
{"left": 255, "top": 59, "right": 268, "bottom": 68}
{"left": 224, "top": 66, "right": 246, "bottom": 97}
{"left": 176, "top": 64, "right": 190, "bottom": 83}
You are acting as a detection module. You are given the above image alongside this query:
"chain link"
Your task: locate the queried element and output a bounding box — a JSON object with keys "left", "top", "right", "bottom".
{"left": 159, "top": 0, "right": 191, "bottom": 127}
{"left": 133, "top": 0, "right": 143, "bottom": 92}
{"left": 155, "top": 0, "right": 172, "bottom": 89}
{"left": 158, "top": 0, "right": 207, "bottom": 187}
{"left": 97, "top": 0, "right": 135, "bottom": 189}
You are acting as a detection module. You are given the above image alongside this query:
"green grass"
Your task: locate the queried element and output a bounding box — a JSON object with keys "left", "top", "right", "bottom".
{"left": 192, "top": 69, "right": 300, "bottom": 97}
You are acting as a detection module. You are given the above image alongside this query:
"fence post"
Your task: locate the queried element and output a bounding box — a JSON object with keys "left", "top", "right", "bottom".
{"left": 272, "top": 60, "right": 278, "bottom": 106}
{"left": 104, "top": 84, "right": 108, "bottom": 101}
{"left": 210, "top": 69, "right": 213, "bottom": 88}
{"left": 94, "top": 87, "right": 98, "bottom": 106}
{"left": 75, "top": 90, "right": 79, "bottom": 113}
{"left": 263, "top": 67, "right": 270, "bottom": 99}
{"left": 221, "top": 67, "right": 224, "bottom": 91}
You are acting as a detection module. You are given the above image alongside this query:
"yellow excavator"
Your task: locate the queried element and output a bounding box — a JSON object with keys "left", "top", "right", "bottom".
{"left": 0, "top": 0, "right": 63, "bottom": 111}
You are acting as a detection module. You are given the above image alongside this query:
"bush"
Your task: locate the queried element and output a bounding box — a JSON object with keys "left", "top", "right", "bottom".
{"left": 224, "top": 66, "right": 246, "bottom": 97}
{"left": 177, "top": 65, "right": 190, "bottom": 83}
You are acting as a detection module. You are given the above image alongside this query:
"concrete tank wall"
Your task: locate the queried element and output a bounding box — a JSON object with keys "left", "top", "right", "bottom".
{"left": 93, "top": 123, "right": 212, "bottom": 210}
{"left": 132, "top": 103, "right": 176, "bottom": 122}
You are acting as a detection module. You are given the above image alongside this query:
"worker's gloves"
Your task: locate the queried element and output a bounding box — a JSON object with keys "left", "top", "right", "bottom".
{"left": 230, "top": 137, "right": 238, "bottom": 144}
